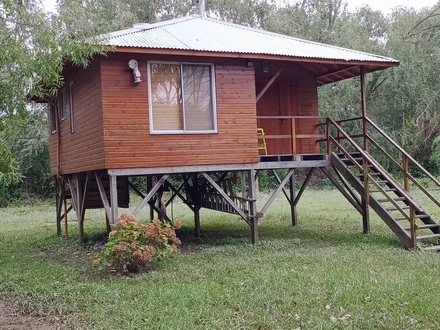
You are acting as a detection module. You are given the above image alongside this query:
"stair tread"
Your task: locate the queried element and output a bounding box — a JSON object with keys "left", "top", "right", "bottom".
{"left": 377, "top": 197, "right": 407, "bottom": 202}
{"left": 417, "top": 234, "right": 440, "bottom": 241}
{"left": 404, "top": 224, "right": 440, "bottom": 230}
{"left": 386, "top": 206, "right": 410, "bottom": 211}
{"left": 395, "top": 214, "right": 431, "bottom": 221}
{"left": 421, "top": 245, "right": 440, "bottom": 251}
{"left": 370, "top": 188, "right": 397, "bottom": 193}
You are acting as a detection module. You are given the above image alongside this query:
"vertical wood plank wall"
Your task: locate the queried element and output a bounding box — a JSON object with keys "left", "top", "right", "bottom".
{"left": 49, "top": 54, "right": 322, "bottom": 175}
{"left": 100, "top": 54, "right": 260, "bottom": 169}
{"left": 255, "top": 61, "right": 320, "bottom": 155}
{"left": 49, "top": 62, "right": 105, "bottom": 174}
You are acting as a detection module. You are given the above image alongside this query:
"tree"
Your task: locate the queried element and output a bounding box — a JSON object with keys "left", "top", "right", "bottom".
{"left": 0, "top": 0, "right": 108, "bottom": 193}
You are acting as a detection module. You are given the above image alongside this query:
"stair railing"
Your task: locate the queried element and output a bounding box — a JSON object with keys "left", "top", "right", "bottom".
{"left": 326, "top": 117, "right": 418, "bottom": 247}
{"left": 365, "top": 117, "right": 440, "bottom": 209}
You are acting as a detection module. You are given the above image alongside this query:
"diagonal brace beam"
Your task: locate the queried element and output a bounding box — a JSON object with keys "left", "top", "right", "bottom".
{"left": 95, "top": 172, "right": 112, "bottom": 220}
{"left": 293, "top": 167, "right": 315, "bottom": 206}
{"left": 201, "top": 172, "right": 250, "bottom": 225}
{"left": 270, "top": 169, "right": 291, "bottom": 203}
{"left": 259, "top": 169, "right": 294, "bottom": 215}
{"left": 132, "top": 174, "right": 169, "bottom": 216}
{"left": 320, "top": 167, "right": 363, "bottom": 214}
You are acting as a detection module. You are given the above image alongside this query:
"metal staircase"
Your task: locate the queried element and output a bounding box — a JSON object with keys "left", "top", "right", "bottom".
{"left": 325, "top": 117, "right": 440, "bottom": 250}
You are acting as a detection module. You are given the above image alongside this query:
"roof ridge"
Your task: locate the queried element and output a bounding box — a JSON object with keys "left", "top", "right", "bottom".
{"left": 197, "top": 16, "right": 395, "bottom": 61}
{"left": 105, "top": 15, "right": 198, "bottom": 40}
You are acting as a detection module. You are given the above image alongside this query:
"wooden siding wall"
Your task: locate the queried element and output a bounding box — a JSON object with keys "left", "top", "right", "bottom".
{"left": 255, "top": 61, "right": 320, "bottom": 155}
{"left": 49, "top": 61, "right": 105, "bottom": 174}
{"left": 101, "top": 54, "right": 260, "bottom": 169}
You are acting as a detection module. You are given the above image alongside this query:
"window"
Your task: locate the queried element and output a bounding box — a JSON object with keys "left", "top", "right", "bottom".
{"left": 69, "top": 82, "right": 75, "bottom": 133}
{"left": 148, "top": 61, "right": 217, "bottom": 133}
{"left": 49, "top": 102, "right": 57, "bottom": 134}
{"left": 59, "top": 89, "right": 67, "bottom": 121}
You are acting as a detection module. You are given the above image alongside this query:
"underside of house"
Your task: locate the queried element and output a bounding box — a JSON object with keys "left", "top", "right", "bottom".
{"left": 48, "top": 15, "right": 440, "bottom": 251}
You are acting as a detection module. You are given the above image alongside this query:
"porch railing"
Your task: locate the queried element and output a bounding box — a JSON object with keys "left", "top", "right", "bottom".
{"left": 256, "top": 116, "right": 326, "bottom": 156}
{"left": 325, "top": 116, "right": 440, "bottom": 202}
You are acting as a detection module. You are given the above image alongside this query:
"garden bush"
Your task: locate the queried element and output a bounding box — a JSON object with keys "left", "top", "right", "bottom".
{"left": 95, "top": 214, "right": 181, "bottom": 274}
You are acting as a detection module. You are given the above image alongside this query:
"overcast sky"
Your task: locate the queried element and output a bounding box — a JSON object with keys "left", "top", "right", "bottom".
{"left": 345, "top": 0, "right": 438, "bottom": 13}
{"left": 43, "top": 0, "right": 439, "bottom": 14}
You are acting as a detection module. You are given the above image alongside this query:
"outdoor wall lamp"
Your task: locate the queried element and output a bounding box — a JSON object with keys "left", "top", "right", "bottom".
{"left": 128, "top": 59, "right": 142, "bottom": 83}
{"left": 262, "top": 61, "right": 269, "bottom": 73}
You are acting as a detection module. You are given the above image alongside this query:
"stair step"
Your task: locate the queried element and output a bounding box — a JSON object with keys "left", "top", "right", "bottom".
{"left": 404, "top": 224, "right": 440, "bottom": 230}
{"left": 417, "top": 234, "right": 440, "bottom": 241}
{"left": 377, "top": 197, "right": 407, "bottom": 203}
{"left": 386, "top": 206, "right": 410, "bottom": 211}
{"left": 376, "top": 180, "right": 390, "bottom": 184}
{"left": 357, "top": 172, "right": 382, "bottom": 176}
{"left": 421, "top": 245, "right": 440, "bottom": 251}
{"left": 370, "top": 188, "right": 397, "bottom": 193}
{"left": 396, "top": 214, "right": 430, "bottom": 221}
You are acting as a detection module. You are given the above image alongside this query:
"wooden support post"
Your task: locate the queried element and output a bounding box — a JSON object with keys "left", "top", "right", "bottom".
{"left": 146, "top": 176, "right": 154, "bottom": 221}
{"left": 360, "top": 67, "right": 371, "bottom": 236}
{"left": 63, "top": 181, "right": 69, "bottom": 239}
{"left": 194, "top": 206, "right": 201, "bottom": 238}
{"left": 248, "top": 169, "right": 259, "bottom": 244}
{"left": 326, "top": 118, "right": 332, "bottom": 158}
{"left": 105, "top": 214, "right": 112, "bottom": 234}
{"left": 291, "top": 118, "right": 297, "bottom": 159}
{"left": 409, "top": 205, "right": 417, "bottom": 248}
{"left": 56, "top": 178, "right": 62, "bottom": 236}
{"left": 109, "top": 174, "right": 119, "bottom": 224}
{"left": 77, "top": 172, "right": 90, "bottom": 244}
{"left": 289, "top": 172, "right": 297, "bottom": 226}
{"left": 361, "top": 197, "right": 370, "bottom": 234}
{"left": 240, "top": 171, "right": 247, "bottom": 198}
{"left": 403, "top": 155, "right": 409, "bottom": 192}
{"left": 360, "top": 66, "right": 369, "bottom": 152}
{"left": 362, "top": 156, "right": 370, "bottom": 234}
{"left": 192, "top": 174, "right": 201, "bottom": 237}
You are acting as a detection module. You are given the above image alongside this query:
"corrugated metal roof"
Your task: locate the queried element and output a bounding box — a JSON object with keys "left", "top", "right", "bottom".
{"left": 102, "top": 15, "right": 398, "bottom": 64}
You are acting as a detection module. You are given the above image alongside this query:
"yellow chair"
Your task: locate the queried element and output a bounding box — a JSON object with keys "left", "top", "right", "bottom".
{"left": 257, "top": 128, "right": 268, "bottom": 155}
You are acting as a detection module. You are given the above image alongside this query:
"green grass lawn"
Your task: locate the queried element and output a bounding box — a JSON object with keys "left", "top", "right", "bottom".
{"left": 1, "top": 190, "right": 440, "bottom": 329}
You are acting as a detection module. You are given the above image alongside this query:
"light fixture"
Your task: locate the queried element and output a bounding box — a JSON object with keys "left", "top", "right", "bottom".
{"left": 246, "top": 60, "right": 254, "bottom": 67}
{"left": 262, "top": 61, "right": 269, "bottom": 73}
{"left": 128, "top": 59, "right": 142, "bottom": 83}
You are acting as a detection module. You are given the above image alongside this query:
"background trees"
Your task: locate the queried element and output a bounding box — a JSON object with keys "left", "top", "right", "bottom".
{"left": 1, "top": 0, "right": 440, "bottom": 204}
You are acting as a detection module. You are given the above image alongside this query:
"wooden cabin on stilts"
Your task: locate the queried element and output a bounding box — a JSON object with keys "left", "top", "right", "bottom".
{"left": 41, "top": 3, "right": 440, "bottom": 251}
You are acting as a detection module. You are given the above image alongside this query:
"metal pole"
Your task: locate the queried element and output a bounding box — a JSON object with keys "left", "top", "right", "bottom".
{"left": 198, "top": 0, "right": 205, "bottom": 16}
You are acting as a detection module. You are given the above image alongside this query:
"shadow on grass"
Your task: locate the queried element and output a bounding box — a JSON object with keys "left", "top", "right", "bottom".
{"left": 176, "top": 219, "right": 402, "bottom": 250}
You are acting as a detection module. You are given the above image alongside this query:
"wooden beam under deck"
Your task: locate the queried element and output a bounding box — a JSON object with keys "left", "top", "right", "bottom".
{"left": 107, "top": 157, "right": 330, "bottom": 177}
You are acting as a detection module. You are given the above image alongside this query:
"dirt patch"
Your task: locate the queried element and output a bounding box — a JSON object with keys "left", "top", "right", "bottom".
{"left": 0, "top": 301, "right": 61, "bottom": 330}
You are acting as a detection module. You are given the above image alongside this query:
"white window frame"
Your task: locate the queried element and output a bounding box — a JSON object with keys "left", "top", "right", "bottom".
{"left": 147, "top": 61, "right": 217, "bottom": 134}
